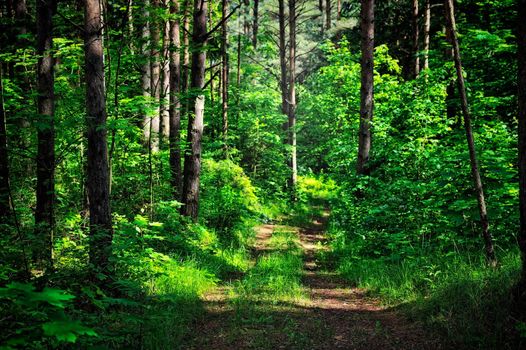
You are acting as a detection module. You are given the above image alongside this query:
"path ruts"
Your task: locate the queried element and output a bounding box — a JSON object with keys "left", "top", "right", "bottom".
{"left": 183, "top": 212, "right": 442, "bottom": 349}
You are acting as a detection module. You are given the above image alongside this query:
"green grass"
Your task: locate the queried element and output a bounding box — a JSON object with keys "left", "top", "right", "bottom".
{"left": 337, "top": 250, "right": 522, "bottom": 349}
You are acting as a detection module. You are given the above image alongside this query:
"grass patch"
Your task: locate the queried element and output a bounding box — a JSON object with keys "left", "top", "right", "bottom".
{"left": 337, "top": 250, "right": 522, "bottom": 349}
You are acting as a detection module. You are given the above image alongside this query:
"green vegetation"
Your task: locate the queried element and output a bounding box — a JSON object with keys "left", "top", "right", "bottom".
{"left": 1, "top": 0, "right": 526, "bottom": 349}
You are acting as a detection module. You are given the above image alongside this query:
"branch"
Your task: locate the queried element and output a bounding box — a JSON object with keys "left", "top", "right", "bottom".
{"left": 203, "top": 69, "right": 221, "bottom": 90}
{"left": 204, "top": 4, "right": 241, "bottom": 39}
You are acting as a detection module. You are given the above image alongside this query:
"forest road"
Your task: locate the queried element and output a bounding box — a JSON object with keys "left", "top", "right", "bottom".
{"left": 184, "top": 210, "right": 442, "bottom": 350}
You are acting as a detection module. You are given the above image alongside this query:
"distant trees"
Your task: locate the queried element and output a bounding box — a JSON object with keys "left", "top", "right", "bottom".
{"left": 356, "top": 0, "right": 374, "bottom": 175}
{"left": 0, "top": 67, "right": 9, "bottom": 220}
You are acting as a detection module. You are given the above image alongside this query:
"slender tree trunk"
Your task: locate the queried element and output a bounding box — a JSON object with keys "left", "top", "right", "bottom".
{"left": 243, "top": 0, "right": 250, "bottom": 35}
{"left": 516, "top": 0, "right": 526, "bottom": 294}
{"left": 412, "top": 0, "right": 420, "bottom": 77}
{"left": 84, "top": 0, "right": 113, "bottom": 277}
{"left": 326, "top": 0, "right": 331, "bottom": 30}
{"left": 356, "top": 0, "right": 374, "bottom": 175}
{"left": 222, "top": 0, "right": 229, "bottom": 155}
{"left": 252, "top": 0, "right": 259, "bottom": 48}
{"left": 169, "top": 0, "right": 182, "bottom": 198}
{"left": 160, "top": 14, "right": 171, "bottom": 142}
{"left": 444, "top": 0, "right": 496, "bottom": 265}
{"left": 181, "top": 0, "right": 207, "bottom": 220}
{"left": 182, "top": 0, "right": 190, "bottom": 116}
{"left": 35, "top": 0, "right": 55, "bottom": 270}
{"left": 236, "top": 27, "right": 242, "bottom": 86}
{"left": 337, "top": 0, "right": 341, "bottom": 20}
{"left": 141, "top": 0, "right": 152, "bottom": 144}
{"left": 288, "top": 0, "right": 297, "bottom": 189}
{"left": 423, "top": 0, "right": 430, "bottom": 70}
{"left": 150, "top": 0, "right": 161, "bottom": 152}
{"left": 0, "top": 66, "right": 10, "bottom": 219}
{"left": 13, "top": 0, "right": 30, "bottom": 147}
{"left": 320, "top": 0, "right": 326, "bottom": 35}
{"left": 278, "top": 0, "right": 288, "bottom": 117}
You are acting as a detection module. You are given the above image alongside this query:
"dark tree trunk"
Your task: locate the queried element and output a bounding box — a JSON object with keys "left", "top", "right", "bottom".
{"left": 169, "top": 0, "right": 182, "bottom": 198}
{"left": 444, "top": 0, "right": 496, "bottom": 265}
{"left": 0, "top": 66, "right": 10, "bottom": 220}
{"left": 181, "top": 0, "right": 207, "bottom": 220}
{"left": 288, "top": 0, "right": 297, "bottom": 189}
{"left": 412, "top": 0, "right": 420, "bottom": 77}
{"left": 278, "top": 0, "right": 288, "bottom": 117}
{"left": 35, "top": 0, "right": 55, "bottom": 270}
{"left": 84, "top": 0, "right": 113, "bottom": 277}
{"left": 517, "top": 0, "right": 526, "bottom": 295}
{"left": 252, "top": 0, "right": 259, "bottom": 48}
{"left": 222, "top": 0, "right": 229, "bottom": 154}
{"left": 356, "top": 0, "right": 374, "bottom": 175}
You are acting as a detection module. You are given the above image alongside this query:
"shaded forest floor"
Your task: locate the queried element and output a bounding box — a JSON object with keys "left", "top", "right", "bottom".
{"left": 183, "top": 209, "right": 443, "bottom": 349}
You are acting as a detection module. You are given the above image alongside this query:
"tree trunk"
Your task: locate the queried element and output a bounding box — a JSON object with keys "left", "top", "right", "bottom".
{"left": 278, "top": 0, "right": 288, "bottom": 117}
{"left": 160, "top": 15, "right": 171, "bottom": 142}
{"left": 326, "top": 0, "right": 331, "bottom": 30}
{"left": 222, "top": 0, "right": 229, "bottom": 154}
{"left": 181, "top": 0, "right": 207, "bottom": 220}
{"left": 412, "top": 0, "right": 420, "bottom": 77}
{"left": 517, "top": 0, "right": 526, "bottom": 295}
{"left": 423, "top": 0, "right": 430, "bottom": 70}
{"left": 356, "top": 0, "right": 374, "bottom": 175}
{"left": 169, "top": 0, "right": 182, "bottom": 199}
{"left": 337, "top": 0, "right": 341, "bottom": 20}
{"left": 35, "top": 0, "right": 55, "bottom": 271}
{"left": 252, "top": 0, "right": 259, "bottom": 48}
{"left": 150, "top": 0, "right": 161, "bottom": 152}
{"left": 182, "top": 0, "right": 191, "bottom": 116}
{"left": 141, "top": 0, "right": 152, "bottom": 145}
{"left": 84, "top": 0, "right": 113, "bottom": 277}
{"left": 320, "top": 0, "right": 326, "bottom": 35}
{"left": 288, "top": 0, "right": 297, "bottom": 189}
{"left": 444, "top": 0, "right": 496, "bottom": 265}
{"left": 0, "top": 66, "right": 10, "bottom": 220}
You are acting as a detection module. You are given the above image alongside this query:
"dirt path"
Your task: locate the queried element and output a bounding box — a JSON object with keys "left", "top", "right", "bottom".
{"left": 184, "top": 212, "right": 442, "bottom": 349}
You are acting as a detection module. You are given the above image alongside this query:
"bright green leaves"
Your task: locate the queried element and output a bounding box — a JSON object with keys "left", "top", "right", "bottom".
{"left": 42, "top": 320, "right": 97, "bottom": 343}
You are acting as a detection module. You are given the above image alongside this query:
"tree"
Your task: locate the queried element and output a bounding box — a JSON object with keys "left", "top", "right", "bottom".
{"left": 160, "top": 5, "right": 171, "bottom": 142}
{"left": 422, "top": 0, "right": 431, "bottom": 70}
{"left": 356, "top": 0, "right": 374, "bottom": 175}
{"left": 84, "top": 0, "right": 113, "bottom": 277}
{"left": 169, "top": 0, "right": 182, "bottom": 198}
{"left": 222, "top": 0, "right": 230, "bottom": 154}
{"left": 150, "top": 0, "right": 162, "bottom": 152}
{"left": 0, "top": 66, "right": 9, "bottom": 220}
{"left": 253, "top": 0, "right": 259, "bottom": 48}
{"left": 278, "top": 0, "right": 288, "bottom": 117}
{"left": 181, "top": 0, "right": 207, "bottom": 220}
{"left": 141, "top": 0, "right": 152, "bottom": 145}
{"left": 444, "top": 0, "right": 496, "bottom": 265}
{"left": 35, "top": 0, "right": 56, "bottom": 270}
{"left": 412, "top": 0, "right": 420, "bottom": 77}
{"left": 517, "top": 0, "right": 526, "bottom": 295}
{"left": 288, "top": 0, "right": 297, "bottom": 189}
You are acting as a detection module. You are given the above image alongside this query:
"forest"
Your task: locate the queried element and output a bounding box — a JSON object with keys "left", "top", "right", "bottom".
{"left": 1, "top": 0, "right": 526, "bottom": 348}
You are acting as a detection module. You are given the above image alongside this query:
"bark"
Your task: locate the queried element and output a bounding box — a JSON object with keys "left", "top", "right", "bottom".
{"left": 288, "top": 0, "right": 297, "bottom": 189}
{"left": 326, "top": 0, "right": 331, "bottom": 30}
{"left": 150, "top": 0, "right": 161, "bottom": 152}
{"left": 278, "top": 0, "right": 288, "bottom": 116}
{"left": 181, "top": 0, "right": 207, "bottom": 220}
{"left": 84, "top": 0, "right": 113, "bottom": 276}
{"left": 182, "top": 0, "right": 191, "bottom": 115}
{"left": 356, "top": 0, "right": 374, "bottom": 175}
{"left": 412, "top": 0, "right": 420, "bottom": 77}
{"left": 141, "top": 0, "right": 152, "bottom": 144}
{"left": 243, "top": 0, "right": 250, "bottom": 36}
{"left": 160, "top": 15, "right": 171, "bottom": 141}
{"left": 517, "top": 0, "right": 526, "bottom": 294}
{"left": 35, "top": 0, "right": 55, "bottom": 270}
{"left": 423, "top": 0, "right": 430, "bottom": 70}
{"left": 169, "top": 0, "right": 182, "bottom": 198}
{"left": 252, "top": 0, "right": 259, "bottom": 48}
{"left": 444, "top": 0, "right": 496, "bottom": 264}
{"left": 236, "top": 27, "right": 242, "bottom": 86}
{"left": 337, "top": 0, "right": 341, "bottom": 20}
{"left": 320, "top": 0, "right": 326, "bottom": 35}
{"left": 0, "top": 66, "right": 10, "bottom": 220}
{"left": 222, "top": 0, "right": 229, "bottom": 154}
